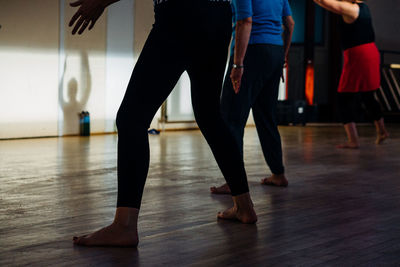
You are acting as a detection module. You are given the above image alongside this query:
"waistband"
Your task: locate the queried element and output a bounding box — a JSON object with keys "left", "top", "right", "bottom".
{"left": 154, "top": 0, "right": 231, "bottom": 5}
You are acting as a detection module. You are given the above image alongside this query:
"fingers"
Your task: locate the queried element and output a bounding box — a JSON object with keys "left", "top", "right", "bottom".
{"left": 72, "top": 17, "right": 85, "bottom": 35}
{"left": 233, "top": 82, "right": 241, "bottom": 94}
{"left": 230, "top": 74, "right": 241, "bottom": 94}
{"left": 78, "top": 20, "right": 90, "bottom": 34}
{"left": 231, "top": 79, "right": 241, "bottom": 94}
{"left": 69, "top": 10, "right": 81, "bottom": 27}
{"left": 88, "top": 18, "right": 98, "bottom": 30}
{"left": 69, "top": 12, "right": 96, "bottom": 34}
{"left": 69, "top": 1, "right": 103, "bottom": 34}
{"left": 230, "top": 67, "right": 244, "bottom": 94}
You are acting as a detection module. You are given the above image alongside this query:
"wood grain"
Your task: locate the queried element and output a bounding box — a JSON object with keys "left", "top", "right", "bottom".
{"left": 1, "top": 125, "right": 399, "bottom": 266}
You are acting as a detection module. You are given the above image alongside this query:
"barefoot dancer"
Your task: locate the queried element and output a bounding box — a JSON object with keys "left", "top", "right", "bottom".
{"left": 210, "top": 0, "right": 294, "bottom": 194}
{"left": 313, "top": 0, "right": 389, "bottom": 149}
{"left": 69, "top": 0, "right": 257, "bottom": 246}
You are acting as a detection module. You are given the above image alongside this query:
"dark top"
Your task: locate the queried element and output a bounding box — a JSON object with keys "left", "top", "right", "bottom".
{"left": 339, "top": 3, "right": 375, "bottom": 50}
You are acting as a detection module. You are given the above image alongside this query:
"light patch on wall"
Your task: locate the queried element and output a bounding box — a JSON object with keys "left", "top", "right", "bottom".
{"left": 105, "top": 53, "right": 135, "bottom": 132}
{"left": 0, "top": 48, "right": 59, "bottom": 138}
{"left": 167, "top": 72, "right": 195, "bottom": 122}
{"left": 59, "top": 51, "right": 107, "bottom": 135}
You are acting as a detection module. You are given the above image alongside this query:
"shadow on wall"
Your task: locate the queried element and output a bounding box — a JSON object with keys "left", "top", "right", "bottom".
{"left": 59, "top": 51, "right": 91, "bottom": 135}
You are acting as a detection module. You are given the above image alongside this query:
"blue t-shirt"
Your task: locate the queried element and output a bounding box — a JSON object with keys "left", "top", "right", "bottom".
{"left": 231, "top": 0, "right": 292, "bottom": 53}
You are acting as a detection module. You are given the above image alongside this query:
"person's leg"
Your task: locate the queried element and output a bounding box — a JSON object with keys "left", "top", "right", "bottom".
{"left": 220, "top": 57, "right": 253, "bottom": 157}
{"left": 337, "top": 92, "right": 360, "bottom": 149}
{"left": 249, "top": 45, "right": 287, "bottom": 187}
{"left": 210, "top": 57, "right": 253, "bottom": 195}
{"left": 338, "top": 122, "right": 360, "bottom": 148}
{"left": 374, "top": 118, "right": 389, "bottom": 144}
{"left": 186, "top": 4, "right": 256, "bottom": 223}
{"left": 73, "top": 27, "right": 185, "bottom": 246}
{"left": 187, "top": 53, "right": 251, "bottom": 198}
{"left": 188, "top": 66, "right": 256, "bottom": 222}
{"left": 188, "top": 64, "right": 257, "bottom": 223}
{"left": 360, "top": 90, "right": 389, "bottom": 144}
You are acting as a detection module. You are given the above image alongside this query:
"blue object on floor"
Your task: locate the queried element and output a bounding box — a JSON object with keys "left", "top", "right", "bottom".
{"left": 148, "top": 129, "right": 160, "bottom": 135}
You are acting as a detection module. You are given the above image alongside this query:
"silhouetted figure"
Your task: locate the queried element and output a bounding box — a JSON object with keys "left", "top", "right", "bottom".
{"left": 59, "top": 51, "right": 91, "bottom": 135}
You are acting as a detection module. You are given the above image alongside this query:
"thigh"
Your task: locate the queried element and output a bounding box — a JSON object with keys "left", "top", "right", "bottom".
{"left": 252, "top": 71, "right": 281, "bottom": 128}
{"left": 117, "top": 28, "right": 185, "bottom": 127}
{"left": 186, "top": 45, "right": 231, "bottom": 124}
{"left": 252, "top": 45, "right": 284, "bottom": 117}
{"left": 220, "top": 57, "right": 253, "bottom": 128}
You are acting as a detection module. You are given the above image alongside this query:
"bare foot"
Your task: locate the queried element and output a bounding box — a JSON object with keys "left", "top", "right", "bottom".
{"left": 210, "top": 183, "right": 231, "bottom": 194}
{"left": 374, "top": 118, "right": 389, "bottom": 145}
{"left": 73, "top": 223, "right": 138, "bottom": 247}
{"left": 261, "top": 174, "right": 288, "bottom": 187}
{"left": 376, "top": 132, "right": 389, "bottom": 145}
{"left": 336, "top": 142, "right": 359, "bottom": 149}
{"left": 217, "top": 193, "right": 257, "bottom": 224}
{"left": 73, "top": 207, "right": 139, "bottom": 247}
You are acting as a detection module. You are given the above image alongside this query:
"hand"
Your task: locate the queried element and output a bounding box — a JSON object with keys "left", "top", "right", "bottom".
{"left": 230, "top": 67, "right": 244, "bottom": 94}
{"left": 69, "top": 0, "right": 107, "bottom": 35}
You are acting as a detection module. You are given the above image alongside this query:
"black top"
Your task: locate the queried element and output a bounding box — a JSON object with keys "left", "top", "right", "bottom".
{"left": 339, "top": 3, "right": 375, "bottom": 50}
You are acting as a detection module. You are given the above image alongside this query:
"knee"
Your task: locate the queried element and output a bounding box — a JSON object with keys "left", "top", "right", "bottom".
{"left": 116, "top": 107, "right": 149, "bottom": 135}
{"left": 116, "top": 107, "right": 129, "bottom": 132}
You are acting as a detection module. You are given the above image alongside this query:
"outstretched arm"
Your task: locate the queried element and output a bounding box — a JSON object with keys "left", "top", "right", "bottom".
{"left": 79, "top": 50, "right": 91, "bottom": 107}
{"left": 313, "top": 0, "right": 359, "bottom": 20}
{"left": 59, "top": 59, "right": 67, "bottom": 107}
{"left": 69, "top": 0, "right": 120, "bottom": 35}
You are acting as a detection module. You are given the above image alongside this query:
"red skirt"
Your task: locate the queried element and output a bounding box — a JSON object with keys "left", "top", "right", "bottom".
{"left": 337, "top": 42, "right": 380, "bottom": 93}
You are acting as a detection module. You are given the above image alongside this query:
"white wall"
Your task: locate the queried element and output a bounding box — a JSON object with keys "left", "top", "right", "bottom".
{"left": 105, "top": 0, "right": 135, "bottom": 132}
{"left": 0, "top": 0, "right": 60, "bottom": 139}
{"left": 0, "top": 0, "right": 135, "bottom": 139}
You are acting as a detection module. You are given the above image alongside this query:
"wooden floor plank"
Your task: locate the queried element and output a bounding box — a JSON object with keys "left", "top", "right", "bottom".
{"left": 1, "top": 125, "right": 399, "bottom": 266}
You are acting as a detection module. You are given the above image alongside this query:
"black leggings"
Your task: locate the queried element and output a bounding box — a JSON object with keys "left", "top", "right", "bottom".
{"left": 116, "top": 0, "right": 249, "bottom": 209}
{"left": 338, "top": 91, "right": 383, "bottom": 124}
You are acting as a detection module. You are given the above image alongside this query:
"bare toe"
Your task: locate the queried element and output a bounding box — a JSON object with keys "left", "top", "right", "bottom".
{"left": 73, "top": 224, "right": 138, "bottom": 247}
{"left": 261, "top": 175, "right": 288, "bottom": 187}
{"left": 73, "top": 234, "right": 88, "bottom": 245}
{"left": 210, "top": 183, "right": 231, "bottom": 194}
{"left": 336, "top": 143, "right": 359, "bottom": 149}
{"left": 217, "top": 207, "right": 238, "bottom": 221}
{"left": 217, "top": 206, "right": 257, "bottom": 224}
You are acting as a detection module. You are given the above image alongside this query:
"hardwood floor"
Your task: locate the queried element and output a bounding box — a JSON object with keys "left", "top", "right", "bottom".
{"left": 1, "top": 125, "right": 399, "bottom": 266}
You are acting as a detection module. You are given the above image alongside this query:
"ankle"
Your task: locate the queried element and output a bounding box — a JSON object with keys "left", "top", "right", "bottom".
{"left": 114, "top": 207, "right": 139, "bottom": 227}
{"left": 233, "top": 193, "right": 254, "bottom": 210}
{"left": 271, "top": 173, "right": 286, "bottom": 180}
{"left": 377, "top": 130, "right": 388, "bottom": 136}
{"left": 348, "top": 139, "right": 359, "bottom": 145}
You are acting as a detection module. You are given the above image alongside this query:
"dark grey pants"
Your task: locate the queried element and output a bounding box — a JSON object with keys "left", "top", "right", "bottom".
{"left": 221, "top": 44, "right": 285, "bottom": 175}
